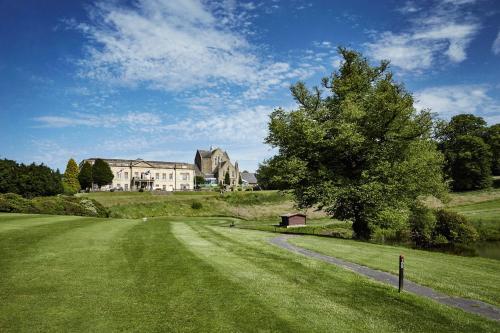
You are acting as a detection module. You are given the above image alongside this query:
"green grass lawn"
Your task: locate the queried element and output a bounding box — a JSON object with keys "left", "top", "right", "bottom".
{"left": 1, "top": 213, "right": 499, "bottom": 332}
{"left": 289, "top": 235, "right": 500, "bottom": 307}
{"left": 447, "top": 189, "right": 500, "bottom": 241}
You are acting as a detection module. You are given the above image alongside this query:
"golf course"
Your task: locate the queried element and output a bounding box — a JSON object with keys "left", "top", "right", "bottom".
{"left": 1, "top": 206, "right": 499, "bottom": 332}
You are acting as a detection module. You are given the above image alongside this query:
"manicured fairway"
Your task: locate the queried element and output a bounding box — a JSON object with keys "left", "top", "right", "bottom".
{"left": 1, "top": 214, "right": 499, "bottom": 332}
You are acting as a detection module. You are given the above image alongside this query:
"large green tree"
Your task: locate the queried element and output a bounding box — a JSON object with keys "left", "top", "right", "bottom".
{"left": 443, "top": 135, "right": 492, "bottom": 191}
{"left": 486, "top": 124, "right": 500, "bottom": 175}
{"left": 266, "top": 48, "right": 447, "bottom": 239}
{"left": 78, "top": 161, "right": 93, "bottom": 190}
{"left": 91, "top": 159, "right": 113, "bottom": 189}
{"left": 62, "top": 158, "right": 81, "bottom": 195}
{"left": 437, "top": 114, "right": 494, "bottom": 189}
{"left": 256, "top": 156, "right": 293, "bottom": 190}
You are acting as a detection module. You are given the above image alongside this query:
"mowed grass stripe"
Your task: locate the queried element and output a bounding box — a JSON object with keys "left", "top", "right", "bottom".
{"left": 0, "top": 216, "right": 293, "bottom": 332}
{"left": 0, "top": 215, "right": 140, "bottom": 332}
{"left": 173, "top": 221, "right": 499, "bottom": 332}
{"left": 289, "top": 235, "right": 500, "bottom": 307}
{"left": 0, "top": 213, "right": 83, "bottom": 233}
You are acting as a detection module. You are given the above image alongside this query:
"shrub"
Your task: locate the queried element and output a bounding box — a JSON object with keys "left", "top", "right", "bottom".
{"left": 368, "top": 207, "right": 411, "bottom": 243}
{"left": 0, "top": 193, "right": 108, "bottom": 218}
{"left": 434, "top": 209, "right": 479, "bottom": 245}
{"left": 409, "top": 203, "right": 437, "bottom": 247}
{"left": 191, "top": 201, "right": 203, "bottom": 210}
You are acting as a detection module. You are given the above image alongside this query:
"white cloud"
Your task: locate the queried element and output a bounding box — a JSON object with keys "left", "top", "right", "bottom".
{"left": 365, "top": 0, "right": 480, "bottom": 72}
{"left": 34, "top": 111, "right": 161, "bottom": 130}
{"left": 493, "top": 31, "right": 500, "bottom": 55}
{"left": 72, "top": 0, "right": 312, "bottom": 99}
{"left": 414, "top": 84, "right": 500, "bottom": 124}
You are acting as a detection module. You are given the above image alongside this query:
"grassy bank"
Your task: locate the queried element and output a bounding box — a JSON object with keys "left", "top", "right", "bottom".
{"left": 0, "top": 213, "right": 498, "bottom": 332}
{"left": 80, "top": 190, "right": 328, "bottom": 221}
{"left": 447, "top": 189, "right": 500, "bottom": 241}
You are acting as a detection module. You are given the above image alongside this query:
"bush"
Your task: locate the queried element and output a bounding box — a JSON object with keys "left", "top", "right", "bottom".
{"left": 435, "top": 209, "right": 479, "bottom": 245}
{"left": 191, "top": 201, "right": 203, "bottom": 210}
{"left": 409, "top": 205, "right": 478, "bottom": 250}
{"left": 0, "top": 193, "right": 108, "bottom": 217}
{"left": 369, "top": 207, "right": 410, "bottom": 242}
{"left": 409, "top": 203, "right": 437, "bottom": 247}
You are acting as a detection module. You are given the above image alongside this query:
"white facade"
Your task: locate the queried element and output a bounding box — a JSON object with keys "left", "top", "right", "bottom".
{"left": 82, "top": 158, "right": 195, "bottom": 191}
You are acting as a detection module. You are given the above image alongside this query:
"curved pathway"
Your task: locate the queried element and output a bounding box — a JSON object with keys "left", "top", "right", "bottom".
{"left": 269, "top": 235, "right": 500, "bottom": 322}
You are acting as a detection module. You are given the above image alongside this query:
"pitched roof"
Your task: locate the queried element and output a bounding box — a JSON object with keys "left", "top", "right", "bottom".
{"left": 82, "top": 158, "right": 194, "bottom": 169}
{"left": 197, "top": 150, "right": 211, "bottom": 158}
{"left": 241, "top": 172, "right": 257, "bottom": 184}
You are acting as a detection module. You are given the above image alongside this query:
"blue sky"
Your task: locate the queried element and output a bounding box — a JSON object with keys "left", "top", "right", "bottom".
{"left": 1, "top": 0, "right": 500, "bottom": 172}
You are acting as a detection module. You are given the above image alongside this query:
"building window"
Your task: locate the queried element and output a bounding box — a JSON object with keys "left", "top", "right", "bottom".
{"left": 155, "top": 184, "right": 159, "bottom": 187}
{"left": 231, "top": 171, "right": 234, "bottom": 177}
{"left": 182, "top": 173, "right": 189, "bottom": 181}
{"left": 162, "top": 173, "right": 166, "bottom": 180}
{"left": 117, "top": 183, "right": 121, "bottom": 188}
{"left": 162, "top": 185, "right": 166, "bottom": 190}
{"left": 155, "top": 173, "right": 160, "bottom": 180}
{"left": 124, "top": 184, "right": 128, "bottom": 190}
{"left": 124, "top": 172, "right": 129, "bottom": 179}
{"left": 169, "top": 173, "right": 173, "bottom": 180}
{"left": 134, "top": 172, "right": 139, "bottom": 178}
{"left": 116, "top": 172, "right": 121, "bottom": 179}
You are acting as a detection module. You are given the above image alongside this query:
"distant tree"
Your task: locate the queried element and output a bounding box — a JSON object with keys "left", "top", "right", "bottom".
{"left": 91, "top": 159, "right": 113, "bottom": 189}
{"left": 78, "top": 161, "right": 93, "bottom": 190}
{"left": 0, "top": 159, "right": 19, "bottom": 194}
{"left": 266, "top": 48, "right": 447, "bottom": 239}
{"left": 62, "top": 158, "right": 81, "bottom": 195}
{"left": 485, "top": 124, "right": 500, "bottom": 175}
{"left": 437, "top": 114, "right": 487, "bottom": 143}
{"left": 437, "top": 114, "right": 493, "bottom": 189}
{"left": 14, "top": 162, "right": 63, "bottom": 198}
{"left": 195, "top": 175, "right": 205, "bottom": 189}
{"left": 238, "top": 174, "right": 243, "bottom": 185}
{"left": 224, "top": 170, "right": 230, "bottom": 185}
{"left": 444, "top": 135, "right": 492, "bottom": 191}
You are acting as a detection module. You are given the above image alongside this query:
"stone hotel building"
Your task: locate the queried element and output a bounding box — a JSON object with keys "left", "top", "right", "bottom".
{"left": 81, "top": 158, "right": 195, "bottom": 191}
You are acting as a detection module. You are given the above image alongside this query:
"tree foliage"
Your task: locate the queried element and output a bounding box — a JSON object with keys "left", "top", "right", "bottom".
{"left": 256, "top": 156, "right": 294, "bottom": 190}
{"left": 485, "top": 124, "right": 500, "bottom": 175}
{"left": 224, "top": 170, "right": 230, "bottom": 185}
{"left": 91, "top": 159, "right": 113, "bottom": 188}
{"left": 0, "top": 158, "right": 63, "bottom": 198}
{"left": 265, "top": 48, "right": 447, "bottom": 239}
{"left": 437, "top": 114, "right": 493, "bottom": 190}
{"left": 62, "top": 158, "right": 81, "bottom": 195}
{"left": 78, "top": 161, "right": 93, "bottom": 190}
{"left": 443, "top": 135, "right": 492, "bottom": 191}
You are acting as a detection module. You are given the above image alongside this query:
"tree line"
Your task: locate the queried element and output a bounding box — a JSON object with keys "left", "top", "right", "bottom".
{"left": 0, "top": 158, "right": 114, "bottom": 198}
{"left": 257, "top": 48, "right": 498, "bottom": 248}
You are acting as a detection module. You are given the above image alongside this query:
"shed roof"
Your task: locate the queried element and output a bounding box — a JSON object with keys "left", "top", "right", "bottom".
{"left": 281, "top": 213, "right": 306, "bottom": 218}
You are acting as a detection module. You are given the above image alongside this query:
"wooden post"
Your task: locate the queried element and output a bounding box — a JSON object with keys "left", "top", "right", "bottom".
{"left": 399, "top": 255, "right": 404, "bottom": 293}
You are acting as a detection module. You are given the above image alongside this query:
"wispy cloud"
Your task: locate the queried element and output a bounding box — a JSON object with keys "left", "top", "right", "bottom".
{"left": 414, "top": 84, "right": 500, "bottom": 124}
{"left": 493, "top": 31, "right": 500, "bottom": 55}
{"left": 34, "top": 111, "right": 161, "bottom": 130}
{"left": 365, "top": 0, "right": 480, "bottom": 72}
{"left": 70, "top": 0, "right": 316, "bottom": 100}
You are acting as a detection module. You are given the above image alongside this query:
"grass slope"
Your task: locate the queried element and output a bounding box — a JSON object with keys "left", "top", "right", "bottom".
{"left": 1, "top": 213, "right": 499, "bottom": 332}
{"left": 289, "top": 236, "right": 500, "bottom": 307}
{"left": 80, "top": 191, "right": 327, "bottom": 220}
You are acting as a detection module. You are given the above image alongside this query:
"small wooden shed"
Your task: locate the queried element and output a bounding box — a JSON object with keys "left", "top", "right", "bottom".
{"left": 280, "top": 213, "right": 306, "bottom": 227}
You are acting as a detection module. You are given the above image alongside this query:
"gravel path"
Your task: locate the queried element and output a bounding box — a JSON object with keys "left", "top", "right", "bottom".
{"left": 269, "top": 235, "right": 500, "bottom": 322}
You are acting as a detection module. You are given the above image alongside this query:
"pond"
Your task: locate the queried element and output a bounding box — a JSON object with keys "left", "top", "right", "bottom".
{"left": 474, "top": 241, "right": 500, "bottom": 260}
